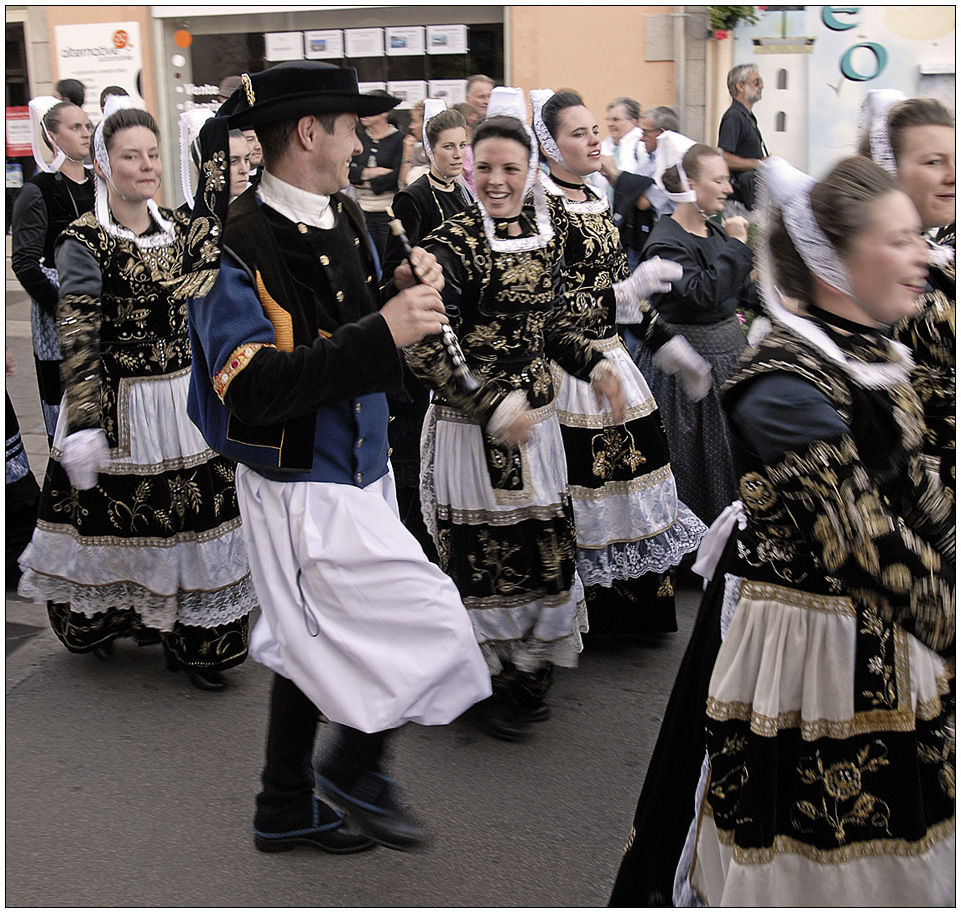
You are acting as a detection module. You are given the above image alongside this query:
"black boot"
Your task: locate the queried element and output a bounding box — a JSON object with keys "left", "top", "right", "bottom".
{"left": 508, "top": 663, "right": 554, "bottom": 723}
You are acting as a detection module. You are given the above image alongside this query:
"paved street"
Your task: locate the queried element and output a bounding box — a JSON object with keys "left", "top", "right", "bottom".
{"left": 5, "top": 243, "right": 698, "bottom": 907}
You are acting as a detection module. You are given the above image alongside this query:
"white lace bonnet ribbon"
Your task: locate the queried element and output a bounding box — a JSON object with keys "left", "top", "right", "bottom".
{"left": 654, "top": 130, "right": 697, "bottom": 204}
{"left": 859, "top": 88, "right": 906, "bottom": 176}
{"left": 480, "top": 85, "right": 554, "bottom": 252}
{"left": 756, "top": 156, "right": 911, "bottom": 388}
{"left": 28, "top": 96, "right": 67, "bottom": 173}
{"left": 180, "top": 107, "right": 215, "bottom": 210}
{"left": 93, "top": 93, "right": 175, "bottom": 245}
{"left": 529, "top": 88, "right": 564, "bottom": 166}
{"left": 421, "top": 97, "right": 447, "bottom": 168}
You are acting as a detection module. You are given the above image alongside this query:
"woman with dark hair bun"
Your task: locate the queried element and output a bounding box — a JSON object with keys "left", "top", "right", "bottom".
{"left": 611, "top": 155, "right": 954, "bottom": 906}
{"left": 860, "top": 92, "right": 955, "bottom": 495}
{"left": 530, "top": 89, "right": 707, "bottom": 635}
{"left": 18, "top": 97, "right": 255, "bottom": 692}
{"left": 403, "top": 90, "right": 625, "bottom": 742}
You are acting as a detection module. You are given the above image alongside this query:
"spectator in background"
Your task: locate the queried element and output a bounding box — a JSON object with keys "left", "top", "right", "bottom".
{"left": 217, "top": 75, "right": 243, "bottom": 104}
{"left": 592, "top": 97, "right": 644, "bottom": 204}
{"left": 637, "top": 106, "right": 678, "bottom": 218}
{"left": 465, "top": 74, "right": 494, "bottom": 122}
{"left": 54, "top": 78, "right": 85, "bottom": 108}
{"left": 349, "top": 90, "right": 404, "bottom": 263}
{"left": 596, "top": 98, "right": 661, "bottom": 269}
{"left": 99, "top": 85, "right": 129, "bottom": 112}
{"left": 242, "top": 129, "right": 264, "bottom": 189}
{"left": 717, "top": 63, "right": 768, "bottom": 214}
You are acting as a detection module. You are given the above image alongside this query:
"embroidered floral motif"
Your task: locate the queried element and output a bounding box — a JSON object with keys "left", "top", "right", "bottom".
{"left": 793, "top": 741, "right": 892, "bottom": 844}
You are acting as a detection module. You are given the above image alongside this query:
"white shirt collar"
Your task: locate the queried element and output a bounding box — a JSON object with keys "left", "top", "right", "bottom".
{"left": 256, "top": 169, "right": 335, "bottom": 229}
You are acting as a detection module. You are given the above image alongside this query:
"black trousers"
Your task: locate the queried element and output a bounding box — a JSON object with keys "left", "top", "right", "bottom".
{"left": 254, "top": 673, "right": 391, "bottom": 832}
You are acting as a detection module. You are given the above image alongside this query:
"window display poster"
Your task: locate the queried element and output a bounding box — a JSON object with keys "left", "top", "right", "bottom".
{"left": 358, "top": 82, "right": 387, "bottom": 94}
{"left": 387, "top": 81, "right": 427, "bottom": 109}
{"left": 304, "top": 30, "right": 344, "bottom": 60}
{"left": 265, "top": 32, "right": 304, "bottom": 61}
{"left": 427, "top": 79, "right": 467, "bottom": 105}
{"left": 345, "top": 28, "right": 384, "bottom": 58}
{"left": 426, "top": 25, "right": 468, "bottom": 55}
{"left": 54, "top": 22, "right": 145, "bottom": 121}
{"left": 385, "top": 27, "right": 425, "bottom": 57}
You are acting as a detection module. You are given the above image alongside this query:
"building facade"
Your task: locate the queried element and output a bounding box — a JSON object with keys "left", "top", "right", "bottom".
{"left": 6, "top": 5, "right": 955, "bottom": 209}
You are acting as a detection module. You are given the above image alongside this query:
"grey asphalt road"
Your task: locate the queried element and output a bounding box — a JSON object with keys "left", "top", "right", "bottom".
{"left": 5, "top": 242, "right": 698, "bottom": 907}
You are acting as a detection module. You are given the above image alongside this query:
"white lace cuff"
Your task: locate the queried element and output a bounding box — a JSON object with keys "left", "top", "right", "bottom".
{"left": 590, "top": 358, "right": 618, "bottom": 384}
{"left": 486, "top": 390, "right": 531, "bottom": 444}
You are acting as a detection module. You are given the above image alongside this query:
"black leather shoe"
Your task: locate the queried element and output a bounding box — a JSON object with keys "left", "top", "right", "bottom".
{"left": 316, "top": 770, "right": 429, "bottom": 851}
{"left": 164, "top": 647, "right": 228, "bottom": 692}
{"left": 91, "top": 641, "right": 114, "bottom": 661}
{"left": 186, "top": 668, "right": 227, "bottom": 692}
{"left": 477, "top": 695, "right": 532, "bottom": 742}
{"left": 253, "top": 799, "right": 374, "bottom": 854}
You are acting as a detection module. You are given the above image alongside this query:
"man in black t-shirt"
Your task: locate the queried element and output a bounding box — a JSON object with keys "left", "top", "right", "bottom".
{"left": 717, "top": 64, "right": 768, "bottom": 213}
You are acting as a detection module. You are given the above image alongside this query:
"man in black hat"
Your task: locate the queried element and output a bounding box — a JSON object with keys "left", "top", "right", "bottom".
{"left": 185, "top": 62, "right": 491, "bottom": 855}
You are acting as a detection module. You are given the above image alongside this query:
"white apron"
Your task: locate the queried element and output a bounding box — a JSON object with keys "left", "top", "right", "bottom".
{"left": 236, "top": 464, "right": 491, "bottom": 733}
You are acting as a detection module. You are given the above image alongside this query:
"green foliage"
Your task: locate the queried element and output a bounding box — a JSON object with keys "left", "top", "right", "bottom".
{"left": 709, "top": 6, "right": 762, "bottom": 31}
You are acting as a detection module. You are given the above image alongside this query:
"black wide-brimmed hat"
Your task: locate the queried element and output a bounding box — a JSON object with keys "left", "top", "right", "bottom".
{"left": 219, "top": 61, "right": 399, "bottom": 129}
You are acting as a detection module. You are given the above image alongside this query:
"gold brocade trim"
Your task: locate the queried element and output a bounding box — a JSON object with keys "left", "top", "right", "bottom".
{"left": 213, "top": 343, "right": 277, "bottom": 402}
{"left": 440, "top": 503, "right": 569, "bottom": 526}
{"left": 738, "top": 579, "right": 857, "bottom": 616}
{"left": 706, "top": 617, "right": 920, "bottom": 738}
{"left": 589, "top": 335, "right": 625, "bottom": 355}
{"left": 34, "top": 514, "right": 243, "bottom": 550}
{"left": 568, "top": 464, "right": 675, "bottom": 501}
{"left": 712, "top": 815, "right": 955, "bottom": 867}
{"left": 255, "top": 271, "right": 295, "bottom": 352}
{"left": 435, "top": 400, "right": 556, "bottom": 425}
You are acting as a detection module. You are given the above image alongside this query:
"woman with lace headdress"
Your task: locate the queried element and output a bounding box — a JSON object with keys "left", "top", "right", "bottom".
{"left": 402, "top": 87, "right": 625, "bottom": 742}
{"left": 859, "top": 92, "right": 955, "bottom": 496}
{"left": 17, "top": 96, "right": 255, "bottom": 692}
{"left": 631, "top": 135, "right": 759, "bottom": 526}
{"left": 10, "top": 97, "right": 94, "bottom": 444}
{"left": 613, "top": 154, "right": 954, "bottom": 906}
{"left": 528, "top": 88, "right": 708, "bottom": 635}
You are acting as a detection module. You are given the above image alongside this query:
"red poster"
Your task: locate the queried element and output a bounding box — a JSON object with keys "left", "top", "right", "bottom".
{"left": 6, "top": 106, "right": 32, "bottom": 157}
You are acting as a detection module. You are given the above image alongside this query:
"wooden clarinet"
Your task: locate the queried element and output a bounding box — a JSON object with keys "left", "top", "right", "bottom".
{"left": 386, "top": 208, "right": 479, "bottom": 393}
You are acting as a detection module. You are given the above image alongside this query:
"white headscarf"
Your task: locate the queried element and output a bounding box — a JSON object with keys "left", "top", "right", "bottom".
{"left": 179, "top": 107, "right": 215, "bottom": 210}
{"left": 480, "top": 85, "right": 554, "bottom": 252}
{"left": 93, "top": 93, "right": 175, "bottom": 247}
{"left": 28, "top": 96, "right": 67, "bottom": 174}
{"left": 653, "top": 130, "right": 697, "bottom": 204}
{"left": 859, "top": 88, "right": 906, "bottom": 176}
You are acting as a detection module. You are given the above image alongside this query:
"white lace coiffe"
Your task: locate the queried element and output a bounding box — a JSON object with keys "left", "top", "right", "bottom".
{"left": 858, "top": 88, "right": 906, "bottom": 177}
